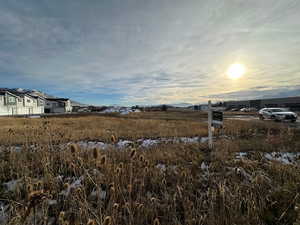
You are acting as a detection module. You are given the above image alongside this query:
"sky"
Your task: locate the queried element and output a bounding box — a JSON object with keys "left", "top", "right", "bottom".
{"left": 0, "top": 0, "right": 300, "bottom": 106}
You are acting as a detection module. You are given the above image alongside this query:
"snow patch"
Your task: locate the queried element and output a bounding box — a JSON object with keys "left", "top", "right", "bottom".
{"left": 0, "top": 202, "right": 8, "bottom": 225}
{"left": 201, "top": 162, "right": 209, "bottom": 170}
{"left": 101, "top": 106, "right": 141, "bottom": 115}
{"left": 264, "top": 152, "right": 300, "bottom": 164}
{"left": 59, "top": 176, "right": 84, "bottom": 197}
{"left": 76, "top": 141, "right": 110, "bottom": 150}
{"left": 89, "top": 188, "right": 107, "bottom": 201}
{"left": 3, "top": 179, "right": 22, "bottom": 192}
{"left": 236, "top": 152, "right": 300, "bottom": 165}
{"left": 156, "top": 163, "right": 167, "bottom": 172}
{"left": 117, "top": 140, "right": 134, "bottom": 149}
{"left": 1, "top": 136, "right": 212, "bottom": 153}
{"left": 47, "top": 200, "right": 58, "bottom": 206}
{"left": 140, "top": 139, "right": 160, "bottom": 148}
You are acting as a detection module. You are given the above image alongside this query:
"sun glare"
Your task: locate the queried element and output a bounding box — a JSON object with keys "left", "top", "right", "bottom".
{"left": 226, "top": 63, "right": 246, "bottom": 79}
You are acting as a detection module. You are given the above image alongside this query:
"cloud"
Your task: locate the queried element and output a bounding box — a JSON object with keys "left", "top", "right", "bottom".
{"left": 0, "top": 0, "right": 300, "bottom": 105}
{"left": 202, "top": 85, "right": 300, "bottom": 102}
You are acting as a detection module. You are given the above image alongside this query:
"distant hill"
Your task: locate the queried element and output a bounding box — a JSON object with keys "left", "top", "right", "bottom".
{"left": 169, "top": 103, "right": 193, "bottom": 108}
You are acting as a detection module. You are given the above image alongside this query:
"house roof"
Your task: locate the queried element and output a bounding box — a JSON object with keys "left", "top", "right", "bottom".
{"left": 0, "top": 89, "right": 30, "bottom": 98}
{"left": 0, "top": 88, "right": 11, "bottom": 95}
{"left": 28, "top": 94, "right": 45, "bottom": 100}
{"left": 0, "top": 90, "right": 20, "bottom": 98}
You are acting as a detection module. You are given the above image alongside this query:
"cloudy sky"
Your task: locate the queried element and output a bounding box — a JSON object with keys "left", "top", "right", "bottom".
{"left": 0, "top": 0, "right": 300, "bottom": 105}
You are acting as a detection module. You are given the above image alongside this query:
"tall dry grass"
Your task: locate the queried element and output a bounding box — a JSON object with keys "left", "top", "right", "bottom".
{"left": 0, "top": 114, "right": 299, "bottom": 225}
{"left": 1, "top": 141, "right": 299, "bottom": 225}
{"left": 0, "top": 114, "right": 294, "bottom": 146}
{"left": 0, "top": 116, "right": 208, "bottom": 146}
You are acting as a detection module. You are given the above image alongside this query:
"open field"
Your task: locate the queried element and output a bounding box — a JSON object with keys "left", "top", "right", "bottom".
{"left": 1, "top": 112, "right": 300, "bottom": 225}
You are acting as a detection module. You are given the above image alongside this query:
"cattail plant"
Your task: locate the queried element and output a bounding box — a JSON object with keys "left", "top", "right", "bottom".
{"left": 130, "top": 148, "right": 137, "bottom": 160}
{"left": 58, "top": 211, "right": 65, "bottom": 224}
{"left": 181, "top": 170, "right": 187, "bottom": 178}
{"left": 115, "top": 166, "right": 121, "bottom": 175}
{"left": 100, "top": 155, "right": 107, "bottom": 165}
{"left": 109, "top": 183, "right": 115, "bottom": 192}
{"left": 153, "top": 218, "right": 160, "bottom": 225}
{"left": 92, "top": 147, "right": 99, "bottom": 160}
{"left": 63, "top": 183, "right": 70, "bottom": 190}
{"left": 111, "top": 134, "right": 117, "bottom": 143}
{"left": 144, "top": 167, "right": 149, "bottom": 173}
{"left": 145, "top": 160, "right": 150, "bottom": 167}
{"left": 26, "top": 184, "right": 33, "bottom": 194}
{"left": 128, "top": 184, "right": 133, "bottom": 193}
{"left": 36, "top": 180, "right": 43, "bottom": 190}
{"left": 103, "top": 216, "right": 112, "bottom": 225}
{"left": 113, "top": 203, "right": 120, "bottom": 210}
{"left": 70, "top": 143, "right": 79, "bottom": 156}
{"left": 150, "top": 197, "right": 156, "bottom": 203}
{"left": 137, "top": 203, "right": 144, "bottom": 210}
{"left": 139, "top": 154, "right": 145, "bottom": 163}
{"left": 87, "top": 219, "right": 96, "bottom": 225}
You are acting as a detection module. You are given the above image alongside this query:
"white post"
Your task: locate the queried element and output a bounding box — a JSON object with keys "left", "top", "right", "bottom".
{"left": 208, "top": 100, "right": 213, "bottom": 149}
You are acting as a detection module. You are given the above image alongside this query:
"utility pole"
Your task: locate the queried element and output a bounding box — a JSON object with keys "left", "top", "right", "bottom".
{"left": 208, "top": 100, "right": 213, "bottom": 149}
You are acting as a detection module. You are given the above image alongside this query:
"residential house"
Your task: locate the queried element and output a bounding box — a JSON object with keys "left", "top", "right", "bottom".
{"left": 0, "top": 90, "right": 44, "bottom": 116}
{"left": 44, "top": 98, "right": 72, "bottom": 113}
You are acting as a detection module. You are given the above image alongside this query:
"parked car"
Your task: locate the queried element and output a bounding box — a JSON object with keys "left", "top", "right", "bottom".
{"left": 78, "top": 107, "right": 90, "bottom": 112}
{"left": 240, "top": 108, "right": 248, "bottom": 112}
{"left": 240, "top": 107, "right": 257, "bottom": 112}
{"left": 259, "top": 108, "right": 298, "bottom": 122}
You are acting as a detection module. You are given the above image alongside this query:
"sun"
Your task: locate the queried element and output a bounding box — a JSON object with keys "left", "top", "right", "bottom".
{"left": 226, "top": 63, "right": 246, "bottom": 79}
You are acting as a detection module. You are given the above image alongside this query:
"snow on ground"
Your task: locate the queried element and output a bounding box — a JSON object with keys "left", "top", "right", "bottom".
{"left": 117, "top": 140, "right": 134, "bottom": 148}
{"left": 139, "top": 139, "right": 160, "bottom": 148}
{"left": 264, "top": 152, "right": 300, "bottom": 164}
{"left": 236, "top": 152, "right": 300, "bottom": 164}
{"left": 0, "top": 201, "right": 8, "bottom": 225}
{"left": 28, "top": 115, "right": 41, "bottom": 119}
{"left": 3, "top": 179, "right": 22, "bottom": 192}
{"left": 59, "top": 176, "right": 84, "bottom": 197}
{"left": 156, "top": 163, "right": 167, "bottom": 172}
{"left": 65, "top": 136, "right": 210, "bottom": 151}
{"left": 0, "top": 201, "right": 9, "bottom": 224}
{"left": 1, "top": 136, "right": 205, "bottom": 153}
{"left": 76, "top": 141, "right": 110, "bottom": 150}
{"left": 101, "top": 106, "right": 141, "bottom": 114}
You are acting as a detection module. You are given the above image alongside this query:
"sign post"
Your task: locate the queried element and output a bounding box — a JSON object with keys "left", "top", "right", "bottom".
{"left": 212, "top": 111, "right": 223, "bottom": 128}
{"left": 208, "top": 101, "right": 213, "bottom": 149}
{"left": 208, "top": 101, "right": 224, "bottom": 149}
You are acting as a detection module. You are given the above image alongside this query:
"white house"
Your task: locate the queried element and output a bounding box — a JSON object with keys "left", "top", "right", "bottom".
{"left": 44, "top": 98, "right": 72, "bottom": 113}
{"left": 27, "top": 95, "right": 45, "bottom": 114}
{"left": 0, "top": 90, "right": 44, "bottom": 116}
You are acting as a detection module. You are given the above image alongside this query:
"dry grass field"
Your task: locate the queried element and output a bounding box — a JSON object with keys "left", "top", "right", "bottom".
{"left": 1, "top": 112, "right": 300, "bottom": 225}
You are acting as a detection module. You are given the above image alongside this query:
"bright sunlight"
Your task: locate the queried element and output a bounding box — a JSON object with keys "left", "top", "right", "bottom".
{"left": 226, "top": 63, "right": 246, "bottom": 79}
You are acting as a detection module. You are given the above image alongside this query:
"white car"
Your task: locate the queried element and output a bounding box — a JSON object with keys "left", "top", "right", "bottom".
{"left": 259, "top": 108, "right": 298, "bottom": 122}
{"left": 240, "top": 107, "right": 257, "bottom": 112}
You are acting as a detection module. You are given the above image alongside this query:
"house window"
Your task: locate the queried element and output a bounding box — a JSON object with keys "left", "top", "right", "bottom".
{"left": 38, "top": 100, "right": 44, "bottom": 106}
{"left": 8, "top": 96, "right": 16, "bottom": 103}
{"left": 27, "top": 99, "right": 31, "bottom": 103}
{"left": 18, "top": 98, "right": 22, "bottom": 102}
